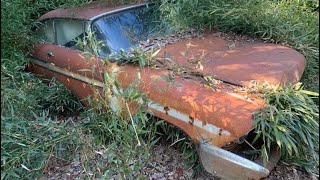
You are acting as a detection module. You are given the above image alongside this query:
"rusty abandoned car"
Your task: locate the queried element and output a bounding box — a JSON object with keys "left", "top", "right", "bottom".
{"left": 28, "top": 2, "right": 306, "bottom": 180}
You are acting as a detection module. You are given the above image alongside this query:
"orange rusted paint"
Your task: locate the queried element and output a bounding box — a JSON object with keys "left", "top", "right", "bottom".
{"left": 32, "top": 44, "right": 105, "bottom": 82}
{"left": 157, "top": 35, "right": 306, "bottom": 87}
{"left": 114, "top": 65, "right": 263, "bottom": 147}
{"left": 30, "top": 37, "right": 306, "bottom": 148}
{"left": 30, "top": 48, "right": 263, "bottom": 147}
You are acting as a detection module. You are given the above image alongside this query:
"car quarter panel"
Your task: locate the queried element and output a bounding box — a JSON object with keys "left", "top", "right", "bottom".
{"left": 30, "top": 44, "right": 105, "bottom": 105}
{"left": 28, "top": 62, "right": 101, "bottom": 106}
{"left": 32, "top": 44, "right": 105, "bottom": 81}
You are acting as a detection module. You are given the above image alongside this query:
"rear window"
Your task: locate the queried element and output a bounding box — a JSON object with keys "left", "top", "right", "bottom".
{"left": 55, "top": 19, "right": 85, "bottom": 47}
{"left": 36, "top": 19, "right": 85, "bottom": 49}
{"left": 37, "top": 20, "right": 55, "bottom": 44}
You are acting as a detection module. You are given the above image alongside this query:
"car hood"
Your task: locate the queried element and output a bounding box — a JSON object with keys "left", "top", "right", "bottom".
{"left": 156, "top": 34, "right": 306, "bottom": 87}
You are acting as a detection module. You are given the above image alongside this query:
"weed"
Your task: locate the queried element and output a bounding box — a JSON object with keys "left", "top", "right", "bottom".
{"left": 72, "top": 27, "right": 161, "bottom": 178}
{"left": 252, "top": 82, "right": 319, "bottom": 174}
{"left": 78, "top": 70, "right": 162, "bottom": 178}
{"left": 110, "top": 48, "right": 161, "bottom": 68}
{"left": 1, "top": 0, "right": 91, "bottom": 179}
{"left": 1, "top": 109, "right": 82, "bottom": 179}
{"left": 155, "top": 119, "right": 203, "bottom": 176}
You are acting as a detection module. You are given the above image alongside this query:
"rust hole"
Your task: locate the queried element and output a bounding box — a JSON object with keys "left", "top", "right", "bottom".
{"left": 164, "top": 106, "right": 170, "bottom": 114}
{"left": 202, "top": 121, "right": 207, "bottom": 126}
{"left": 218, "top": 128, "right": 223, "bottom": 136}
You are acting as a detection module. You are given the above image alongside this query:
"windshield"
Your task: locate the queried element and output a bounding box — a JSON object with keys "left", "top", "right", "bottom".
{"left": 91, "top": 5, "right": 173, "bottom": 57}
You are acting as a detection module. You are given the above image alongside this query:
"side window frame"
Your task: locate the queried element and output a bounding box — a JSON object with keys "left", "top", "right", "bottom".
{"left": 54, "top": 18, "right": 87, "bottom": 48}
{"left": 37, "top": 19, "right": 57, "bottom": 45}
{"left": 38, "top": 18, "right": 88, "bottom": 48}
{"left": 53, "top": 20, "right": 57, "bottom": 44}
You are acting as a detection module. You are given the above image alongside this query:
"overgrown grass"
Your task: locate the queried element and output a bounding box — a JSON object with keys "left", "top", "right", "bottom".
{"left": 252, "top": 83, "right": 319, "bottom": 173}
{"left": 1, "top": 0, "right": 90, "bottom": 179}
{"left": 1, "top": 0, "right": 159, "bottom": 178}
{"left": 74, "top": 26, "right": 165, "bottom": 178}
{"left": 1, "top": 68, "right": 83, "bottom": 179}
{"left": 80, "top": 106, "right": 157, "bottom": 178}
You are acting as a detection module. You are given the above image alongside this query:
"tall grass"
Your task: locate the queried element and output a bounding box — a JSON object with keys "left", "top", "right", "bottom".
{"left": 252, "top": 83, "right": 319, "bottom": 173}
{"left": 1, "top": 58, "right": 83, "bottom": 178}
{"left": 1, "top": 0, "right": 91, "bottom": 179}
{"left": 80, "top": 105, "right": 157, "bottom": 178}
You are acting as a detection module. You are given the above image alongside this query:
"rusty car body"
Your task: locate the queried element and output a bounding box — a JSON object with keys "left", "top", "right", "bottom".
{"left": 28, "top": 2, "right": 306, "bottom": 180}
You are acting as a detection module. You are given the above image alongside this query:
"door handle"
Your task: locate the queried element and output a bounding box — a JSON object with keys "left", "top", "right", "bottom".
{"left": 47, "top": 51, "right": 54, "bottom": 57}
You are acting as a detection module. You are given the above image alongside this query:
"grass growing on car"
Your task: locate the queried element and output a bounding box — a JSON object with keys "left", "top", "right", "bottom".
{"left": 73, "top": 28, "right": 161, "bottom": 178}
{"left": 250, "top": 83, "right": 319, "bottom": 173}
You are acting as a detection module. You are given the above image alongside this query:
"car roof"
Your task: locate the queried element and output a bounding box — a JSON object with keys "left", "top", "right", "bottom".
{"left": 38, "top": 2, "right": 147, "bottom": 21}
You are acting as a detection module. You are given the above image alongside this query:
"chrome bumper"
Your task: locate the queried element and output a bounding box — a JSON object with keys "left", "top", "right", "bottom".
{"left": 199, "top": 143, "right": 279, "bottom": 180}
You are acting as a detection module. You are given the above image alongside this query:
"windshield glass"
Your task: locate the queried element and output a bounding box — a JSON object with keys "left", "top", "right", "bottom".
{"left": 91, "top": 5, "right": 173, "bottom": 57}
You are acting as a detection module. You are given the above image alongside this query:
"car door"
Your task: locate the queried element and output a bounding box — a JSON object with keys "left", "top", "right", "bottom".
{"left": 29, "top": 19, "right": 105, "bottom": 105}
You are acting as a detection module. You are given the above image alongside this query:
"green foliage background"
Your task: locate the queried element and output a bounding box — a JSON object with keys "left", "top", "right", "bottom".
{"left": 1, "top": 0, "right": 90, "bottom": 179}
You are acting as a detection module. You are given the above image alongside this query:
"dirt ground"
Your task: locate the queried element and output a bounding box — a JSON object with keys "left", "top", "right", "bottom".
{"left": 42, "top": 143, "right": 318, "bottom": 180}
{"left": 142, "top": 145, "right": 317, "bottom": 180}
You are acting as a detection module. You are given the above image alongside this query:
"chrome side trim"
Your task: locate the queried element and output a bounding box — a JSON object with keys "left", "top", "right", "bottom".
{"left": 89, "top": 3, "right": 151, "bottom": 21}
{"left": 29, "top": 58, "right": 105, "bottom": 88}
{"left": 148, "top": 101, "right": 231, "bottom": 137}
{"left": 199, "top": 143, "right": 270, "bottom": 180}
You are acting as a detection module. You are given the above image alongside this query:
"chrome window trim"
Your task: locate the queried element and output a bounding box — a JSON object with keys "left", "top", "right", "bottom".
{"left": 86, "top": 2, "right": 156, "bottom": 57}
{"left": 53, "top": 20, "right": 57, "bottom": 44}
{"left": 89, "top": 3, "right": 154, "bottom": 21}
